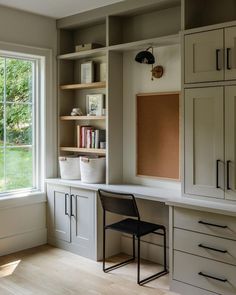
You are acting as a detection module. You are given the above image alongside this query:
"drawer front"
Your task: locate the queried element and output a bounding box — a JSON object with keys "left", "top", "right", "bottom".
{"left": 174, "top": 251, "right": 236, "bottom": 295}
{"left": 174, "top": 228, "right": 236, "bottom": 265}
{"left": 174, "top": 207, "right": 236, "bottom": 240}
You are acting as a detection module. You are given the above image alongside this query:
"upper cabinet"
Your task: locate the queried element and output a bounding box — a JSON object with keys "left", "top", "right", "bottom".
{"left": 185, "top": 29, "right": 224, "bottom": 83}
{"left": 185, "top": 27, "right": 236, "bottom": 83}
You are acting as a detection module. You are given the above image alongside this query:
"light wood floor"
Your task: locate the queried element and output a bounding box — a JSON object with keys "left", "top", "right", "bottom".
{"left": 0, "top": 245, "right": 179, "bottom": 295}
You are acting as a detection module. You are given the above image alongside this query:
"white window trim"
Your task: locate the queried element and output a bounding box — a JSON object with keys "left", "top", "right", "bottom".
{"left": 0, "top": 41, "right": 57, "bottom": 201}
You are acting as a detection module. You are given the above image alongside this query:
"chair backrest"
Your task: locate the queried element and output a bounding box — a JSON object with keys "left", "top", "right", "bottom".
{"left": 98, "top": 189, "right": 140, "bottom": 218}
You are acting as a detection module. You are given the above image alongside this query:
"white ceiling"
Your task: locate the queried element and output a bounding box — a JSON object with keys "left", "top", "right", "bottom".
{"left": 0, "top": 0, "right": 124, "bottom": 19}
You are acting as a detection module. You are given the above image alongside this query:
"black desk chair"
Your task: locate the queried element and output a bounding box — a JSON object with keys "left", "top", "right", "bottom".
{"left": 98, "top": 189, "right": 168, "bottom": 285}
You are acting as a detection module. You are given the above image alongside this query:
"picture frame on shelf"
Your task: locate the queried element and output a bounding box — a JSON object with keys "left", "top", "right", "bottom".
{"left": 81, "top": 61, "right": 94, "bottom": 84}
{"left": 86, "top": 94, "right": 105, "bottom": 116}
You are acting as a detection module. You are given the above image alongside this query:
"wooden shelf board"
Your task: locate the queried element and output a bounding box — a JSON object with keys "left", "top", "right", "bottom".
{"left": 60, "top": 116, "right": 106, "bottom": 121}
{"left": 60, "top": 81, "right": 106, "bottom": 90}
{"left": 58, "top": 47, "right": 107, "bottom": 60}
{"left": 60, "top": 147, "right": 106, "bottom": 155}
{"left": 108, "top": 34, "right": 180, "bottom": 52}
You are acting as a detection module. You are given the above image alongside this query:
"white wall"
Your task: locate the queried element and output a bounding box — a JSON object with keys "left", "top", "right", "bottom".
{"left": 0, "top": 5, "right": 57, "bottom": 256}
{"left": 123, "top": 44, "right": 181, "bottom": 189}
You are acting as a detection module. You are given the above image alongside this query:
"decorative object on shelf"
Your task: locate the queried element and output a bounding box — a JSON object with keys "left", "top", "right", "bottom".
{"left": 77, "top": 126, "right": 106, "bottom": 149}
{"left": 86, "top": 94, "right": 105, "bottom": 116}
{"left": 81, "top": 61, "right": 94, "bottom": 83}
{"left": 100, "top": 142, "right": 106, "bottom": 149}
{"left": 71, "top": 108, "right": 83, "bottom": 116}
{"left": 99, "top": 62, "right": 107, "bottom": 82}
{"left": 135, "top": 46, "right": 163, "bottom": 80}
{"left": 75, "top": 43, "right": 104, "bottom": 52}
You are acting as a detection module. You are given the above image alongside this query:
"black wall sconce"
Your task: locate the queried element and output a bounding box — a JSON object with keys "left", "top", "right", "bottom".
{"left": 135, "top": 46, "right": 163, "bottom": 80}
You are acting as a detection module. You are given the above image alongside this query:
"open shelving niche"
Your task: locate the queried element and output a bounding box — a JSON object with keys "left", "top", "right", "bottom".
{"left": 57, "top": 1, "right": 181, "bottom": 184}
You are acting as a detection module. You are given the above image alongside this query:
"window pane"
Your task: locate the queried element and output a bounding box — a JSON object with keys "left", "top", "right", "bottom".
{"left": 6, "top": 58, "right": 32, "bottom": 103}
{"left": 0, "top": 103, "right": 3, "bottom": 146}
{"left": 5, "top": 147, "right": 33, "bottom": 191}
{"left": 6, "top": 103, "right": 32, "bottom": 146}
{"left": 0, "top": 149, "right": 4, "bottom": 192}
{"left": 0, "top": 58, "right": 4, "bottom": 102}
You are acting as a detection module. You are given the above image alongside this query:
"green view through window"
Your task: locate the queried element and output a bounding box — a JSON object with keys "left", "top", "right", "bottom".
{"left": 0, "top": 56, "right": 36, "bottom": 193}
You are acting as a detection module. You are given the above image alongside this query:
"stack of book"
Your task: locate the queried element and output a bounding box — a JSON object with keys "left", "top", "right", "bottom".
{"left": 77, "top": 126, "right": 106, "bottom": 149}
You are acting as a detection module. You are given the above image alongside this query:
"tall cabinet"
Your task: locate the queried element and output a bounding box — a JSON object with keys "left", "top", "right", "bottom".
{"left": 184, "top": 25, "right": 236, "bottom": 201}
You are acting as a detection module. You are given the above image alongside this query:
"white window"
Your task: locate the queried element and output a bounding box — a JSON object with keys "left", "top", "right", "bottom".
{"left": 0, "top": 53, "right": 42, "bottom": 194}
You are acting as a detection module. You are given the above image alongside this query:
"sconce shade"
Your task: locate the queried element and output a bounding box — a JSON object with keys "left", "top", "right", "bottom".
{"left": 135, "top": 50, "right": 155, "bottom": 64}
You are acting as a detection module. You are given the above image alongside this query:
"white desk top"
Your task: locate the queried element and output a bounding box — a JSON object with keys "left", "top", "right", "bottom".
{"left": 46, "top": 178, "right": 236, "bottom": 215}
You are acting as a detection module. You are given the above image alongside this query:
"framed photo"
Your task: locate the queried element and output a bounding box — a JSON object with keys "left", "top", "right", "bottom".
{"left": 86, "top": 94, "right": 105, "bottom": 116}
{"left": 81, "top": 61, "right": 94, "bottom": 84}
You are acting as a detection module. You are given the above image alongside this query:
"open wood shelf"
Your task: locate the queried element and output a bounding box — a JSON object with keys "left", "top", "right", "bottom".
{"left": 108, "top": 34, "right": 180, "bottom": 52}
{"left": 60, "top": 116, "right": 106, "bottom": 121}
{"left": 60, "top": 81, "right": 106, "bottom": 90}
{"left": 58, "top": 47, "right": 107, "bottom": 60}
{"left": 60, "top": 147, "right": 106, "bottom": 155}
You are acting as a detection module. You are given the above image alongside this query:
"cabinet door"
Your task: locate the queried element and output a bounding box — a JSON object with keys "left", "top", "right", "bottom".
{"left": 71, "top": 188, "right": 95, "bottom": 257}
{"left": 225, "top": 26, "right": 236, "bottom": 80}
{"left": 47, "top": 184, "right": 71, "bottom": 242}
{"left": 185, "top": 29, "right": 224, "bottom": 83}
{"left": 225, "top": 86, "right": 236, "bottom": 200}
{"left": 185, "top": 87, "right": 224, "bottom": 198}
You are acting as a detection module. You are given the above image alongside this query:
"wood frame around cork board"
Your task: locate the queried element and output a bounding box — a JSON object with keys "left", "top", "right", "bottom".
{"left": 136, "top": 92, "right": 180, "bottom": 180}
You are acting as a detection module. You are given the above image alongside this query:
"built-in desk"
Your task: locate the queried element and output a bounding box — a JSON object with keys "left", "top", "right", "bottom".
{"left": 46, "top": 178, "right": 236, "bottom": 295}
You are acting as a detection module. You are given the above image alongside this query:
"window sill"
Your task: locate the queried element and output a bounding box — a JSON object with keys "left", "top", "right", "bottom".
{"left": 0, "top": 191, "right": 46, "bottom": 209}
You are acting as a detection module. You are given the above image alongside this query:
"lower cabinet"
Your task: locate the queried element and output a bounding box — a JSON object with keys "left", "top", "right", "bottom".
{"left": 171, "top": 207, "right": 236, "bottom": 295}
{"left": 47, "top": 184, "right": 96, "bottom": 259}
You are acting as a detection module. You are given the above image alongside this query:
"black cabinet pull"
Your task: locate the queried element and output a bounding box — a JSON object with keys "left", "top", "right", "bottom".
{"left": 199, "top": 271, "right": 228, "bottom": 283}
{"left": 71, "top": 194, "right": 76, "bottom": 217}
{"left": 198, "top": 220, "right": 228, "bottom": 229}
{"left": 216, "top": 159, "right": 220, "bottom": 188}
{"left": 198, "top": 244, "right": 227, "bottom": 254}
{"left": 65, "top": 193, "right": 69, "bottom": 216}
{"left": 227, "top": 160, "right": 231, "bottom": 190}
{"left": 226, "top": 48, "right": 231, "bottom": 70}
{"left": 216, "top": 49, "right": 221, "bottom": 71}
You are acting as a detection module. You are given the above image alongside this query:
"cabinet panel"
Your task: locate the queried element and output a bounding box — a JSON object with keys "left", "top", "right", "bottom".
{"left": 185, "top": 29, "right": 224, "bottom": 83}
{"left": 47, "top": 184, "right": 71, "bottom": 242}
{"left": 185, "top": 87, "right": 224, "bottom": 198}
{"left": 71, "top": 188, "right": 95, "bottom": 256}
{"left": 174, "top": 228, "right": 236, "bottom": 266}
{"left": 225, "top": 27, "right": 236, "bottom": 80}
{"left": 174, "top": 251, "right": 236, "bottom": 295}
{"left": 225, "top": 86, "right": 236, "bottom": 200}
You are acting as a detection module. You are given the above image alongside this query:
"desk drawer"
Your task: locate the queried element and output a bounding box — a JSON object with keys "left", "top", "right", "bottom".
{"left": 174, "top": 251, "right": 236, "bottom": 295}
{"left": 174, "top": 207, "right": 236, "bottom": 240}
{"left": 174, "top": 228, "right": 236, "bottom": 265}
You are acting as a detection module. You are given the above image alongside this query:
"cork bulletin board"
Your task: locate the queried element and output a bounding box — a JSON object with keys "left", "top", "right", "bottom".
{"left": 136, "top": 92, "right": 180, "bottom": 180}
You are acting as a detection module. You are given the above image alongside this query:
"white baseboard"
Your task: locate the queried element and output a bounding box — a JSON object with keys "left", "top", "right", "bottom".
{"left": 121, "top": 235, "right": 169, "bottom": 266}
{"left": 0, "top": 228, "right": 47, "bottom": 256}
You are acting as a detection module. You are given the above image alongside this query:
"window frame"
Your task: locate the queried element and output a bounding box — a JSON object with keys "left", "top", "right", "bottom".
{"left": 0, "top": 46, "right": 49, "bottom": 197}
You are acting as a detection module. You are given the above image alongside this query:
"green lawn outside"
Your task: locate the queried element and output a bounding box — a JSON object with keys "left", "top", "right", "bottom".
{"left": 0, "top": 147, "right": 33, "bottom": 192}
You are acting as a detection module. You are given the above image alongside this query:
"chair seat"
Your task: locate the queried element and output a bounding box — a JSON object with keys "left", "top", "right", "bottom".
{"left": 106, "top": 218, "right": 164, "bottom": 237}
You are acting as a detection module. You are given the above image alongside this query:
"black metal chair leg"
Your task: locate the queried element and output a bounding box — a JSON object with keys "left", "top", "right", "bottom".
{"left": 163, "top": 228, "right": 167, "bottom": 272}
{"left": 103, "top": 215, "right": 106, "bottom": 272}
{"left": 137, "top": 229, "right": 169, "bottom": 285}
{"left": 133, "top": 235, "right": 135, "bottom": 259}
{"left": 137, "top": 236, "right": 140, "bottom": 284}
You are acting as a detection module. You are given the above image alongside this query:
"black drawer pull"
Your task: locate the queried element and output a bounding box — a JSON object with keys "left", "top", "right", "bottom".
{"left": 199, "top": 271, "right": 228, "bottom": 283}
{"left": 70, "top": 194, "right": 75, "bottom": 217}
{"left": 227, "top": 48, "right": 231, "bottom": 70}
{"left": 198, "top": 220, "right": 228, "bottom": 229}
{"left": 216, "top": 159, "right": 220, "bottom": 189}
{"left": 227, "top": 160, "right": 231, "bottom": 190}
{"left": 216, "top": 49, "right": 221, "bottom": 71}
{"left": 198, "top": 244, "right": 227, "bottom": 254}
{"left": 65, "top": 193, "right": 69, "bottom": 216}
